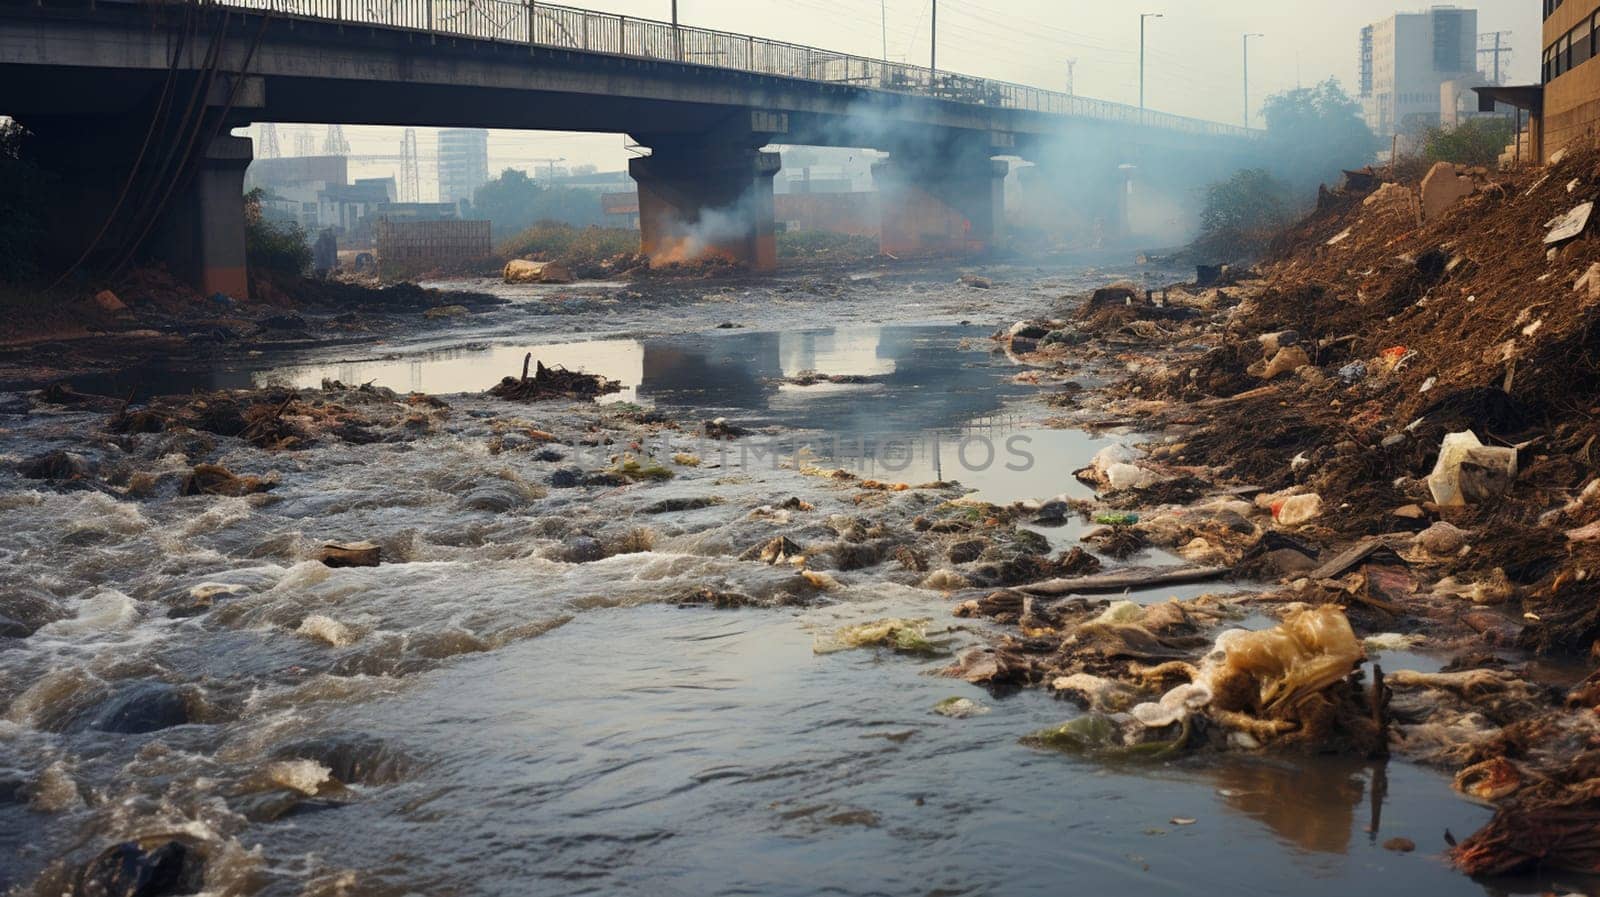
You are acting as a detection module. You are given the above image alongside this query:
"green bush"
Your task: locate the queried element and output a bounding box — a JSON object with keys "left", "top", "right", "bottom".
{"left": 244, "top": 188, "right": 311, "bottom": 278}
{"left": 1192, "top": 168, "right": 1295, "bottom": 263}
{"left": 499, "top": 221, "right": 638, "bottom": 273}
{"left": 1422, "top": 118, "right": 1515, "bottom": 166}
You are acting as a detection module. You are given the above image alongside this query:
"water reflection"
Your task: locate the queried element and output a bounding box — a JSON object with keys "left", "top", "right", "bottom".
{"left": 65, "top": 325, "right": 1115, "bottom": 504}
{"left": 1207, "top": 758, "right": 1371, "bottom": 855}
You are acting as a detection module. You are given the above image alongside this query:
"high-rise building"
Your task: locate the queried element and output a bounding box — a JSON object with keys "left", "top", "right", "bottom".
{"left": 436, "top": 128, "right": 489, "bottom": 206}
{"left": 1359, "top": 7, "right": 1480, "bottom": 143}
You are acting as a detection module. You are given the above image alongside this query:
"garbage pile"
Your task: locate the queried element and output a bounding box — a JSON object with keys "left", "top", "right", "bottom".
{"left": 963, "top": 147, "right": 1600, "bottom": 878}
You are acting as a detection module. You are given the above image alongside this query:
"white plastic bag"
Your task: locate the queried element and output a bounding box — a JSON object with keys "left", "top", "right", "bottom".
{"left": 1428, "top": 431, "right": 1518, "bottom": 507}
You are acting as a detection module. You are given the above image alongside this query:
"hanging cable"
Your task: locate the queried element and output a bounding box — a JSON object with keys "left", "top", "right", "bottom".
{"left": 46, "top": 1, "right": 197, "bottom": 290}
{"left": 112, "top": 5, "right": 273, "bottom": 279}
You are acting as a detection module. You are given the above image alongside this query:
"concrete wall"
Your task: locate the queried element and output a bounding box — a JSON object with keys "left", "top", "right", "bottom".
{"left": 774, "top": 193, "right": 879, "bottom": 237}
{"left": 374, "top": 218, "right": 492, "bottom": 275}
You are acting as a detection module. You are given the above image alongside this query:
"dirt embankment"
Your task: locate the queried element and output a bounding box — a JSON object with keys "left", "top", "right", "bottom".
{"left": 971, "top": 150, "right": 1600, "bottom": 880}
{"left": 0, "top": 266, "right": 506, "bottom": 348}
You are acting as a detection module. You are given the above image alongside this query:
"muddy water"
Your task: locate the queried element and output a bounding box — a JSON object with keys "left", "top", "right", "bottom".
{"left": 0, "top": 260, "right": 1542, "bottom": 895}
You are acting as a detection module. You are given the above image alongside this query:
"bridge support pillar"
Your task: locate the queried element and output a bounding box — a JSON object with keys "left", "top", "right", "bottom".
{"left": 155, "top": 133, "right": 254, "bottom": 301}
{"left": 628, "top": 142, "right": 781, "bottom": 271}
{"left": 874, "top": 147, "right": 1008, "bottom": 256}
{"left": 18, "top": 79, "right": 258, "bottom": 300}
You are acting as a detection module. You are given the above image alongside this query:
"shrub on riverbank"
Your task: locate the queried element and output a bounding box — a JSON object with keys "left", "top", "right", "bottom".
{"left": 499, "top": 222, "right": 639, "bottom": 276}
{"left": 1190, "top": 168, "right": 1296, "bottom": 263}
{"left": 245, "top": 189, "right": 312, "bottom": 280}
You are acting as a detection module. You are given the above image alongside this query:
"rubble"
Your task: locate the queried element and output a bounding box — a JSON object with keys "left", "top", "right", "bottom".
{"left": 317, "top": 541, "right": 381, "bottom": 568}
{"left": 503, "top": 259, "right": 575, "bottom": 284}
{"left": 923, "top": 145, "right": 1600, "bottom": 881}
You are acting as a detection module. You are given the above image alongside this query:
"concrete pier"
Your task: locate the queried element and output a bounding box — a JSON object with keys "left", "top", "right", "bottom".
{"left": 630, "top": 143, "right": 781, "bottom": 271}
{"left": 874, "top": 146, "right": 1008, "bottom": 257}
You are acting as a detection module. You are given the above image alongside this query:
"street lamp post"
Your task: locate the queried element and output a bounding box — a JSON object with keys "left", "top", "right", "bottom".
{"left": 881, "top": 0, "right": 888, "bottom": 62}
{"left": 1243, "top": 32, "right": 1264, "bottom": 129}
{"left": 931, "top": 0, "right": 938, "bottom": 72}
{"left": 1139, "top": 13, "right": 1163, "bottom": 111}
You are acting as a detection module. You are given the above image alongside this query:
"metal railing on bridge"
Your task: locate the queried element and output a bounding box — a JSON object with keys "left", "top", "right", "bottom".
{"left": 154, "top": 0, "right": 1259, "bottom": 140}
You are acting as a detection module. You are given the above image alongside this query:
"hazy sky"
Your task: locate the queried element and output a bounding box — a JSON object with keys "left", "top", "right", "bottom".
{"left": 319, "top": 0, "right": 1538, "bottom": 193}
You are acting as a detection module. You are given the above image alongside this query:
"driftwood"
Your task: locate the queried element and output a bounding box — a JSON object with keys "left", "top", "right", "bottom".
{"left": 488, "top": 353, "right": 620, "bottom": 402}
{"left": 1019, "top": 565, "right": 1231, "bottom": 596}
{"left": 1307, "top": 537, "right": 1407, "bottom": 580}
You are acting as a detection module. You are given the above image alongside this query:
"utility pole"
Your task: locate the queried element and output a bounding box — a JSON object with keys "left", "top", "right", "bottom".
{"left": 257, "top": 123, "right": 281, "bottom": 159}
{"left": 1243, "top": 33, "right": 1264, "bottom": 129}
{"left": 881, "top": 0, "right": 887, "bottom": 62}
{"left": 1478, "top": 31, "right": 1513, "bottom": 85}
{"left": 399, "top": 129, "right": 420, "bottom": 203}
{"left": 1139, "top": 13, "right": 1163, "bottom": 110}
{"left": 671, "top": 0, "right": 680, "bottom": 61}
{"left": 1066, "top": 58, "right": 1077, "bottom": 96}
{"left": 322, "top": 125, "right": 351, "bottom": 157}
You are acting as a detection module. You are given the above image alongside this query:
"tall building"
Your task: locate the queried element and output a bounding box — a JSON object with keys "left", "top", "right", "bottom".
{"left": 1359, "top": 7, "right": 1480, "bottom": 143}
{"left": 436, "top": 128, "right": 489, "bottom": 206}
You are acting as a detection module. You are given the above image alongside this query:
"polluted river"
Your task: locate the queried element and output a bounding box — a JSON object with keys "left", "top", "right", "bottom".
{"left": 0, "top": 257, "right": 1552, "bottom": 896}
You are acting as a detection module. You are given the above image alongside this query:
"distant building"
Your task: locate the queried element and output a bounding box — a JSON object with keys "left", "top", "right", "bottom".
{"left": 318, "top": 179, "right": 394, "bottom": 235}
{"left": 1472, "top": 0, "right": 1600, "bottom": 166}
{"left": 1359, "top": 7, "right": 1480, "bottom": 144}
{"left": 246, "top": 155, "right": 348, "bottom": 192}
{"left": 437, "top": 128, "right": 489, "bottom": 205}
{"left": 1538, "top": 0, "right": 1600, "bottom": 160}
{"left": 245, "top": 156, "right": 408, "bottom": 246}
{"left": 601, "top": 191, "right": 641, "bottom": 229}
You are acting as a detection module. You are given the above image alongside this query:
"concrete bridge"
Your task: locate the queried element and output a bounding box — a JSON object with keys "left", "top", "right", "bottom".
{"left": 2, "top": 0, "right": 1264, "bottom": 297}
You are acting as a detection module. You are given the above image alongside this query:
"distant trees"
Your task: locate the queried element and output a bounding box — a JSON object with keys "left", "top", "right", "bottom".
{"left": 1421, "top": 118, "right": 1515, "bottom": 166}
{"left": 1261, "top": 78, "right": 1382, "bottom": 195}
{"left": 473, "top": 168, "right": 608, "bottom": 238}
{"left": 1192, "top": 168, "right": 1294, "bottom": 262}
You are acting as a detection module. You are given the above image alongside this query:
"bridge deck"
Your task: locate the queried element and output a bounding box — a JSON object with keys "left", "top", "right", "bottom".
{"left": 189, "top": 0, "right": 1252, "bottom": 140}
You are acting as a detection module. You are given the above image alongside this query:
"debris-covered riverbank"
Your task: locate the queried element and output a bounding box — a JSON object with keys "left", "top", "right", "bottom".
{"left": 3, "top": 235, "right": 1586, "bottom": 893}
{"left": 967, "top": 148, "right": 1600, "bottom": 880}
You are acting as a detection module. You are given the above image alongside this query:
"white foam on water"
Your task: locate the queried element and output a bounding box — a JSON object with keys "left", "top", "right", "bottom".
{"left": 296, "top": 615, "right": 357, "bottom": 647}
{"left": 38, "top": 590, "right": 139, "bottom": 637}
{"left": 266, "top": 759, "right": 332, "bottom": 795}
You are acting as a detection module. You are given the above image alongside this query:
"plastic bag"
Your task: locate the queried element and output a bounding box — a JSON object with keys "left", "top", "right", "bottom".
{"left": 1428, "top": 431, "right": 1518, "bottom": 507}
{"left": 1202, "top": 606, "right": 1365, "bottom": 715}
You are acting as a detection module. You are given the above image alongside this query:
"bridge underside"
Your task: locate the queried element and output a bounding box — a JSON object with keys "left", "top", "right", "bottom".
{"left": 1, "top": 6, "right": 1264, "bottom": 290}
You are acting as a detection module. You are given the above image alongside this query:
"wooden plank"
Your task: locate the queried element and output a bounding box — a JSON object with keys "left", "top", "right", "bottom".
{"left": 1019, "top": 565, "right": 1231, "bottom": 596}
